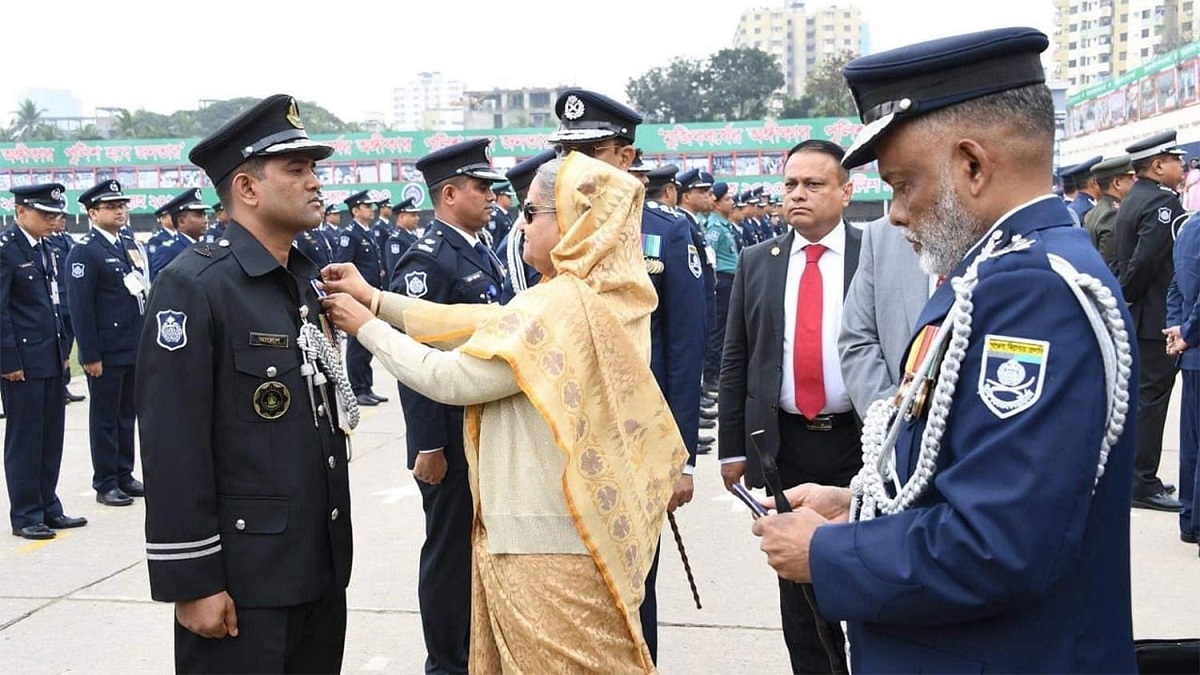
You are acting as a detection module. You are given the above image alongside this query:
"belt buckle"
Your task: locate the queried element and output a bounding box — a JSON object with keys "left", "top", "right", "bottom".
{"left": 805, "top": 415, "right": 833, "bottom": 432}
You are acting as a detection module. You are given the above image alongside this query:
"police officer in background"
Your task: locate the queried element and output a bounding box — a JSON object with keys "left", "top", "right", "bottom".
{"left": 485, "top": 182, "right": 514, "bottom": 250}
{"left": 1116, "top": 130, "right": 1189, "bottom": 512}
{"left": 319, "top": 203, "right": 343, "bottom": 249}
{"left": 336, "top": 190, "right": 389, "bottom": 407}
{"left": 66, "top": 180, "right": 148, "bottom": 508}
{"left": 496, "top": 149, "right": 556, "bottom": 303}
{"left": 1063, "top": 156, "right": 1102, "bottom": 224}
{"left": 383, "top": 197, "right": 421, "bottom": 283}
{"left": 45, "top": 213, "right": 84, "bottom": 403}
{"left": 148, "top": 189, "right": 208, "bottom": 280}
{"left": 294, "top": 215, "right": 336, "bottom": 269}
{"left": 1, "top": 184, "right": 87, "bottom": 540}
{"left": 136, "top": 94, "right": 354, "bottom": 673}
{"left": 371, "top": 197, "right": 393, "bottom": 253}
{"left": 392, "top": 138, "right": 507, "bottom": 674}
{"left": 706, "top": 182, "right": 739, "bottom": 419}
{"left": 677, "top": 169, "right": 719, "bottom": 399}
{"left": 1083, "top": 154, "right": 1135, "bottom": 274}
{"left": 547, "top": 87, "right": 707, "bottom": 662}
{"left": 202, "top": 201, "right": 229, "bottom": 243}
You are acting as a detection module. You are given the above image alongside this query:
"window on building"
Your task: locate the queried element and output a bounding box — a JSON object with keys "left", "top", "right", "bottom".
{"left": 754, "top": 27, "right": 762, "bottom": 34}
{"left": 1099, "top": 53, "right": 1110, "bottom": 63}
{"left": 529, "top": 91, "right": 550, "bottom": 108}
{"left": 493, "top": 113, "right": 503, "bottom": 128}
{"left": 1141, "top": 28, "right": 1150, "bottom": 38}
{"left": 1119, "top": 31, "right": 1127, "bottom": 42}
{"left": 1069, "top": 59, "right": 1078, "bottom": 67}
{"left": 1141, "top": 47, "right": 1150, "bottom": 57}
{"left": 1119, "top": 51, "right": 1127, "bottom": 60}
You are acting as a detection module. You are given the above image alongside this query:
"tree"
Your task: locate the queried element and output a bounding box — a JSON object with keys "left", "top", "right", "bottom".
{"left": 800, "top": 50, "right": 858, "bottom": 117}
{"left": 704, "top": 48, "right": 785, "bottom": 121}
{"left": 626, "top": 57, "right": 708, "bottom": 123}
{"left": 73, "top": 124, "right": 104, "bottom": 141}
{"left": 8, "top": 98, "right": 46, "bottom": 141}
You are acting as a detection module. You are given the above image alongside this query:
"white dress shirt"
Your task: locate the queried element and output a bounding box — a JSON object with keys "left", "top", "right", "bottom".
{"left": 779, "top": 222, "right": 852, "bottom": 416}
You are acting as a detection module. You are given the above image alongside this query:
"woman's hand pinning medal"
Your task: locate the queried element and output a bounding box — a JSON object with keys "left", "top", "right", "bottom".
{"left": 318, "top": 263, "right": 376, "bottom": 337}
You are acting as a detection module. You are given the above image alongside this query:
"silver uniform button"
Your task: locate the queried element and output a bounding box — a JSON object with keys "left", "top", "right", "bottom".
{"left": 266, "top": 366, "right": 277, "bottom": 377}
{"left": 331, "top": 508, "right": 339, "bottom": 521}
{"left": 328, "top": 455, "right": 336, "bottom": 470}
{"left": 235, "top": 518, "right": 246, "bottom": 531}
{"left": 317, "top": 404, "right": 326, "bottom": 417}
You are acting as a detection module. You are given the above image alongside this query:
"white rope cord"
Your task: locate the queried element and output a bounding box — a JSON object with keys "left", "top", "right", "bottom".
{"left": 506, "top": 227, "right": 528, "bottom": 295}
{"left": 298, "top": 312, "right": 359, "bottom": 433}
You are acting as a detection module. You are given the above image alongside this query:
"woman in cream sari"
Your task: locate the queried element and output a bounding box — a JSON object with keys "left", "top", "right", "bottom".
{"left": 320, "top": 152, "right": 687, "bottom": 673}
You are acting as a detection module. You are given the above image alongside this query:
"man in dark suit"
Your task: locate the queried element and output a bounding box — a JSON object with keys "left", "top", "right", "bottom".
{"left": 136, "top": 94, "right": 353, "bottom": 673}
{"left": 392, "top": 138, "right": 506, "bottom": 674}
{"left": 336, "top": 190, "right": 389, "bottom": 406}
{"left": 1116, "top": 130, "right": 1190, "bottom": 512}
{"left": 66, "top": 180, "right": 148, "bottom": 508}
{"left": 1, "top": 184, "right": 87, "bottom": 540}
{"left": 719, "top": 139, "right": 861, "bottom": 673}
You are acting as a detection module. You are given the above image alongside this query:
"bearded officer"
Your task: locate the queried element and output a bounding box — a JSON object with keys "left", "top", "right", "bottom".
{"left": 66, "top": 180, "right": 149, "bottom": 508}
{"left": 752, "top": 27, "right": 1138, "bottom": 672}
{"left": 136, "top": 94, "right": 355, "bottom": 673}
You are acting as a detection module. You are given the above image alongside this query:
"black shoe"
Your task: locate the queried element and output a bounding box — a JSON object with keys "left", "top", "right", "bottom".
{"left": 702, "top": 384, "right": 718, "bottom": 396}
{"left": 1182, "top": 531, "right": 1199, "bottom": 545}
{"left": 1164, "top": 483, "right": 1176, "bottom": 495}
{"left": 12, "top": 524, "right": 55, "bottom": 540}
{"left": 695, "top": 445, "right": 712, "bottom": 455}
{"left": 46, "top": 514, "right": 88, "bottom": 529}
{"left": 119, "top": 478, "right": 145, "bottom": 497}
{"left": 355, "top": 394, "right": 380, "bottom": 407}
{"left": 65, "top": 390, "right": 86, "bottom": 403}
{"left": 699, "top": 418, "right": 716, "bottom": 429}
{"left": 1131, "top": 491, "right": 1183, "bottom": 512}
{"left": 700, "top": 409, "right": 718, "bottom": 420}
{"left": 701, "top": 393, "right": 717, "bottom": 405}
{"left": 96, "top": 488, "right": 134, "bottom": 507}
{"left": 368, "top": 392, "right": 389, "bottom": 403}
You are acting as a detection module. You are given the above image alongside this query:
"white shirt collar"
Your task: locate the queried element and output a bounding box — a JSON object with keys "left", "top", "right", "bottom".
{"left": 90, "top": 225, "right": 120, "bottom": 246}
{"left": 788, "top": 220, "right": 846, "bottom": 257}
{"left": 438, "top": 219, "right": 480, "bottom": 248}
{"left": 17, "top": 225, "right": 41, "bottom": 247}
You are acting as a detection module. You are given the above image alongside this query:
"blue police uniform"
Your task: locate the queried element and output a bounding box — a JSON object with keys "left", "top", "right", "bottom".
{"left": 383, "top": 228, "right": 418, "bottom": 283}
{"left": 202, "top": 221, "right": 226, "bottom": 244}
{"left": 485, "top": 203, "right": 512, "bottom": 251}
{"left": 396, "top": 138, "right": 507, "bottom": 673}
{"left": 1068, "top": 192, "right": 1096, "bottom": 223}
{"left": 294, "top": 227, "right": 335, "bottom": 270}
{"left": 370, "top": 215, "right": 391, "bottom": 256}
{"left": 808, "top": 27, "right": 1138, "bottom": 672}
{"left": 1, "top": 185, "right": 73, "bottom": 539}
{"left": 335, "top": 207, "right": 387, "bottom": 402}
{"left": 1168, "top": 212, "right": 1200, "bottom": 545}
{"left": 45, "top": 230, "right": 78, "bottom": 395}
{"left": 149, "top": 189, "right": 207, "bottom": 279}
{"left": 1061, "top": 156, "right": 1101, "bottom": 226}
{"left": 66, "top": 226, "right": 147, "bottom": 496}
{"left": 145, "top": 227, "right": 179, "bottom": 281}
{"left": 494, "top": 231, "right": 541, "bottom": 304}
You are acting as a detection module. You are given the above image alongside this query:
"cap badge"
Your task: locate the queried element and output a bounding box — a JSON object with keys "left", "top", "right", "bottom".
{"left": 50, "top": 188, "right": 62, "bottom": 201}
{"left": 193, "top": 189, "right": 202, "bottom": 201}
{"left": 484, "top": 143, "right": 493, "bottom": 162}
{"left": 286, "top": 98, "right": 304, "bottom": 130}
{"left": 109, "top": 181, "right": 119, "bottom": 192}
{"left": 563, "top": 95, "right": 585, "bottom": 120}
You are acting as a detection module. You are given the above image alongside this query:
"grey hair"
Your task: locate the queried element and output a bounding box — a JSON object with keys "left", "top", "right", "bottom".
{"left": 530, "top": 157, "right": 565, "bottom": 209}
{"left": 909, "top": 84, "right": 1055, "bottom": 147}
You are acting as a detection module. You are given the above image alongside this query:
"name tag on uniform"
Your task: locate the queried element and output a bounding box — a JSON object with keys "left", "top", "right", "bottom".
{"left": 105, "top": 257, "right": 121, "bottom": 263}
{"left": 249, "top": 332, "right": 290, "bottom": 349}
{"left": 462, "top": 271, "right": 483, "bottom": 284}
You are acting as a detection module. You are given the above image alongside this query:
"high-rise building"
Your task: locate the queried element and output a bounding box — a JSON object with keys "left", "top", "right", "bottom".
{"left": 732, "top": 1, "right": 863, "bottom": 98}
{"left": 390, "top": 72, "right": 466, "bottom": 131}
{"left": 1051, "top": 0, "right": 1196, "bottom": 88}
{"left": 463, "top": 86, "right": 573, "bottom": 129}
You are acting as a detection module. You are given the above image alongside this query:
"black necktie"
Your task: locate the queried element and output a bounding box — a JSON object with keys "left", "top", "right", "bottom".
{"left": 474, "top": 241, "right": 497, "bottom": 278}
{"left": 34, "top": 241, "right": 51, "bottom": 277}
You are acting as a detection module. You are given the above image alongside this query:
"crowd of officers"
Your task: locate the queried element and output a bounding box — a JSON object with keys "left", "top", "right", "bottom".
{"left": 1064, "top": 129, "right": 1198, "bottom": 518}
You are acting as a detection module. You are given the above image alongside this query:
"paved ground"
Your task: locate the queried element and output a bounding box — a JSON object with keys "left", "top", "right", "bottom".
{"left": 1, "top": 363, "right": 1196, "bottom": 674}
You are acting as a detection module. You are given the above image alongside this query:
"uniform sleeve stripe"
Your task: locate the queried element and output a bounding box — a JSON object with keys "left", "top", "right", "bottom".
{"left": 146, "top": 544, "right": 222, "bottom": 561}
{"left": 145, "top": 534, "right": 220, "bottom": 551}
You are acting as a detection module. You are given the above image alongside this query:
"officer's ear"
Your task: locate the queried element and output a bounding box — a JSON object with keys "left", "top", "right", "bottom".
{"left": 952, "top": 137, "right": 993, "bottom": 199}
{"left": 616, "top": 144, "right": 636, "bottom": 170}
{"left": 231, "top": 171, "right": 260, "bottom": 208}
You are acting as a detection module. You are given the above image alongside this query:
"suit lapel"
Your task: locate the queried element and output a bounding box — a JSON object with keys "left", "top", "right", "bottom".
{"left": 843, "top": 222, "right": 861, "bottom": 297}
{"left": 768, "top": 230, "right": 795, "bottom": 341}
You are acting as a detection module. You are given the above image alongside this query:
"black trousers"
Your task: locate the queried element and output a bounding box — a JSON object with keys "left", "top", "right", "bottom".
{"left": 639, "top": 538, "right": 663, "bottom": 664}
{"left": 708, "top": 272, "right": 735, "bottom": 389}
{"left": 346, "top": 337, "right": 374, "bottom": 396}
{"left": 417, "top": 468, "right": 472, "bottom": 674}
{"left": 62, "top": 314, "right": 74, "bottom": 387}
{"left": 86, "top": 363, "right": 137, "bottom": 492}
{"left": 174, "top": 590, "right": 346, "bottom": 674}
{"left": 2, "top": 376, "right": 65, "bottom": 530}
{"left": 774, "top": 411, "right": 861, "bottom": 674}
{"left": 1133, "top": 339, "right": 1178, "bottom": 497}
{"left": 702, "top": 274, "right": 719, "bottom": 386}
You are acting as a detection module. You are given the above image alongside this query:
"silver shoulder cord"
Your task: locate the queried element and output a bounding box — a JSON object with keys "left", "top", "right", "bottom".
{"left": 506, "top": 227, "right": 528, "bottom": 295}
{"left": 842, "top": 230, "right": 1133, "bottom": 670}
{"left": 297, "top": 304, "right": 360, "bottom": 443}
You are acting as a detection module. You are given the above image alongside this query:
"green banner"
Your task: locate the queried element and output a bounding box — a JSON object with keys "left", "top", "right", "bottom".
{"left": 1068, "top": 39, "right": 1200, "bottom": 106}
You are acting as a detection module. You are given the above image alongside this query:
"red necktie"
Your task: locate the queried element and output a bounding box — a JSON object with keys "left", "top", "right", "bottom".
{"left": 794, "top": 244, "right": 826, "bottom": 419}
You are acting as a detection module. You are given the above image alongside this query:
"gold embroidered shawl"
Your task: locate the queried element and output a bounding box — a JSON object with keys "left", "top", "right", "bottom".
{"left": 403, "top": 153, "right": 687, "bottom": 662}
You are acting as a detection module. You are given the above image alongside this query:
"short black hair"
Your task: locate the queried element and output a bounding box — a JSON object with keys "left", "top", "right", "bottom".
{"left": 428, "top": 175, "right": 473, "bottom": 208}
{"left": 1132, "top": 157, "right": 1158, "bottom": 176}
{"left": 786, "top": 139, "right": 849, "bottom": 182}
{"left": 215, "top": 156, "right": 269, "bottom": 209}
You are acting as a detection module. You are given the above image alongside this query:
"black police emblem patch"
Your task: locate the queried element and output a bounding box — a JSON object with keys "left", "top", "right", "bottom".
{"left": 253, "top": 381, "right": 291, "bottom": 420}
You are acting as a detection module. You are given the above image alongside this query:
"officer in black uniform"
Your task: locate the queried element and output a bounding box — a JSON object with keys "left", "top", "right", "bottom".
{"left": 45, "top": 213, "right": 84, "bottom": 403}
{"left": 336, "top": 189, "right": 389, "bottom": 406}
{"left": 392, "top": 138, "right": 506, "bottom": 674}
{"left": 136, "top": 94, "right": 354, "bottom": 673}
{"left": 1, "top": 184, "right": 87, "bottom": 540}
{"left": 1115, "top": 130, "right": 1190, "bottom": 512}
{"left": 383, "top": 197, "right": 421, "bottom": 282}
{"left": 149, "top": 189, "right": 208, "bottom": 279}
{"left": 495, "top": 149, "right": 555, "bottom": 303}
{"left": 66, "top": 180, "right": 149, "bottom": 508}
{"left": 484, "top": 181, "right": 514, "bottom": 249}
